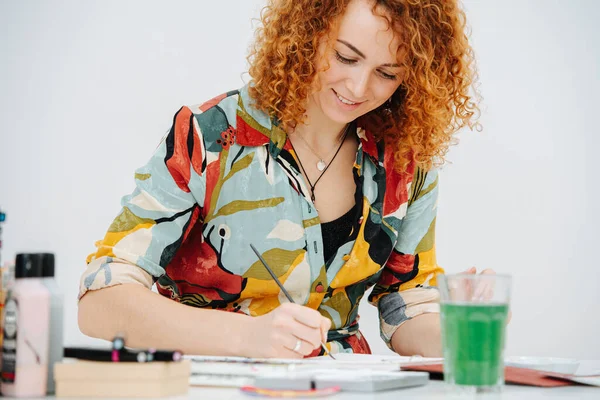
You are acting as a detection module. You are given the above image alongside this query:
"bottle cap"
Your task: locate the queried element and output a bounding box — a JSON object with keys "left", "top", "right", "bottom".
{"left": 40, "top": 253, "right": 55, "bottom": 277}
{"left": 15, "top": 253, "right": 43, "bottom": 278}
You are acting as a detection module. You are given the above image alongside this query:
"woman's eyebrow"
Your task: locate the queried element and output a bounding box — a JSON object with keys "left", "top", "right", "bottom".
{"left": 336, "top": 39, "right": 401, "bottom": 68}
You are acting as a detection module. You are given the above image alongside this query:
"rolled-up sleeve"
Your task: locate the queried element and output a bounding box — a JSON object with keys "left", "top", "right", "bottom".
{"left": 79, "top": 106, "right": 207, "bottom": 299}
{"left": 368, "top": 168, "right": 444, "bottom": 349}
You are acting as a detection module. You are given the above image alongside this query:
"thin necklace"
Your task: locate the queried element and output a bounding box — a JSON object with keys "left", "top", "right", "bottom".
{"left": 288, "top": 125, "right": 350, "bottom": 203}
{"left": 291, "top": 125, "right": 349, "bottom": 171}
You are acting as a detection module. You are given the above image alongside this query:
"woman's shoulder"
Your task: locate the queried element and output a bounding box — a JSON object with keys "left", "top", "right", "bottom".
{"left": 188, "top": 88, "right": 241, "bottom": 130}
{"left": 175, "top": 88, "right": 242, "bottom": 154}
{"left": 180, "top": 84, "right": 271, "bottom": 152}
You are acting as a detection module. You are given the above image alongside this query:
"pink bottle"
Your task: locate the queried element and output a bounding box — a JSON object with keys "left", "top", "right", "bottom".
{"left": 1, "top": 253, "right": 50, "bottom": 397}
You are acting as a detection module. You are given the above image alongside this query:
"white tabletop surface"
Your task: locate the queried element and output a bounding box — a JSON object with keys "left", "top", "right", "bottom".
{"left": 178, "top": 381, "right": 598, "bottom": 399}
{"left": 41, "top": 382, "right": 598, "bottom": 399}
{"left": 46, "top": 358, "right": 600, "bottom": 399}
{"left": 183, "top": 359, "right": 600, "bottom": 399}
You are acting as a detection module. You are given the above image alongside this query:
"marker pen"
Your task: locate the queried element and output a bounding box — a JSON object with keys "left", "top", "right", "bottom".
{"left": 64, "top": 347, "right": 183, "bottom": 363}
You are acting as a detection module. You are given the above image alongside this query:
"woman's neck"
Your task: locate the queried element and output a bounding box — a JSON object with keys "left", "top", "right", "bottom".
{"left": 290, "top": 98, "right": 349, "bottom": 153}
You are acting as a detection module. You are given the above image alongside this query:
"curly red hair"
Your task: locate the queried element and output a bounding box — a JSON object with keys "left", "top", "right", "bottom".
{"left": 247, "top": 0, "right": 480, "bottom": 171}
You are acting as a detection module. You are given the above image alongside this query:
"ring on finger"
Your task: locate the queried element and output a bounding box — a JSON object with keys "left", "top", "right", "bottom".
{"left": 292, "top": 339, "right": 302, "bottom": 353}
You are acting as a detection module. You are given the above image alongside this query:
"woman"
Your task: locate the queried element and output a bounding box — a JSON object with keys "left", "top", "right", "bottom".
{"left": 78, "top": 0, "right": 481, "bottom": 358}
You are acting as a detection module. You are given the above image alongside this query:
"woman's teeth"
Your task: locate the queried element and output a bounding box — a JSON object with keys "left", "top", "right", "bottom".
{"left": 337, "top": 93, "right": 357, "bottom": 105}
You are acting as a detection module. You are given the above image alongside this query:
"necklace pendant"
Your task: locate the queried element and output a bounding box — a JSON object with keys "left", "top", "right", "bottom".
{"left": 316, "top": 160, "right": 327, "bottom": 171}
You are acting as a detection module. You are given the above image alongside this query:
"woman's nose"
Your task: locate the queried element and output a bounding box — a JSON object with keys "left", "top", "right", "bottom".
{"left": 347, "top": 69, "right": 370, "bottom": 100}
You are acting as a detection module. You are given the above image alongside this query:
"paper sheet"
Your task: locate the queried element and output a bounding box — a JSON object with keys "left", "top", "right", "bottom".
{"left": 186, "top": 353, "right": 442, "bottom": 369}
{"left": 185, "top": 353, "right": 443, "bottom": 387}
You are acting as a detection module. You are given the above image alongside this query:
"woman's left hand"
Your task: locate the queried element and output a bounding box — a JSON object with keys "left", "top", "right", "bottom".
{"left": 462, "top": 267, "right": 512, "bottom": 324}
{"left": 462, "top": 266, "right": 495, "bottom": 276}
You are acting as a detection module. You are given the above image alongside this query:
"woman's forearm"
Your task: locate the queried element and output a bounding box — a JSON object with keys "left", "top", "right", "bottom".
{"left": 390, "top": 313, "right": 442, "bottom": 357}
{"left": 78, "top": 283, "right": 250, "bottom": 356}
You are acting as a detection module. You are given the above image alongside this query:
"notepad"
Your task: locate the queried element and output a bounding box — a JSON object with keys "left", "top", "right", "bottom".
{"left": 186, "top": 353, "right": 442, "bottom": 388}
{"left": 401, "top": 362, "right": 600, "bottom": 388}
{"left": 253, "top": 369, "right": 429, "bottom": 392}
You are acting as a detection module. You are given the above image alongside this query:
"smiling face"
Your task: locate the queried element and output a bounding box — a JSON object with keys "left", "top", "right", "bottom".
{"left": 309, "top": 0, "right": 404, "bottom": 125}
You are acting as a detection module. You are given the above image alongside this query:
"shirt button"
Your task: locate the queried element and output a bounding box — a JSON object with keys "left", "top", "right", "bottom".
{"left": 315, "top": 284, "right": 324, "bottom": 293}
{"left": 342, "top": 254, "right": 350, "bottom": 261}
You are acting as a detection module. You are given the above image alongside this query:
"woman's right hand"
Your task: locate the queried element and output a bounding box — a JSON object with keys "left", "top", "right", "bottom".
{"left": 244, "top": 302, "right": 331, "bottom": 358}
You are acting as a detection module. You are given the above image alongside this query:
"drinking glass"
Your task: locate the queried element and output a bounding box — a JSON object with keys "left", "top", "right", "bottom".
{"left": 437, "top": 274, "right": 511, "bottom": 394}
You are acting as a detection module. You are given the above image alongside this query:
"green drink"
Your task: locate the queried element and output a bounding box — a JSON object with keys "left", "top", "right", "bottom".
{"left": 437, "top": 274, "right": 511, "bottom": 393}
{"left": 441, "top": 303, "right": 509, "bottom": 386}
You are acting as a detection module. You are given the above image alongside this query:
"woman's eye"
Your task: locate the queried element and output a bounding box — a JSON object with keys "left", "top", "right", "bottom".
{"left": 379, "top": 71, "right": 397, "bottom": 81}
{"left": 335, "top": 51, "right": 356, "bottom": 65}
{"left": 334, "top": 50, "right": 397, "bottom": 80}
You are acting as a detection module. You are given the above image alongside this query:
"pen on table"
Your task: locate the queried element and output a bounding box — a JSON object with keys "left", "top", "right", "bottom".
{"left": 249, "top": 243, "right": 336, "bottom": 360}
{"left": 64, "top": 347, "right": 183, "bottom": 362}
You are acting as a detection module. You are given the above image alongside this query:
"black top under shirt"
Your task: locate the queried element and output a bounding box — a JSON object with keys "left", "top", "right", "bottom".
{"left": 320, "top": 132, "right": 363, "bottom": 263}
{"left": 321, "top": 202, "right": 359, "bottom": 262}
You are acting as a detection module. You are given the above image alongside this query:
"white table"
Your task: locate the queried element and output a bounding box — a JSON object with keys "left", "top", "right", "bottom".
{"left": 44, "top": 378, "right": 598, "bottom": 399}
{"left": 180, "top": 358, "right": 600, "bottom": 399}
{"left": 179, "top": 381, "right": 598, "bottom": 399}
{"left": 48, "top": 359, "right": 600, "bottom": 398}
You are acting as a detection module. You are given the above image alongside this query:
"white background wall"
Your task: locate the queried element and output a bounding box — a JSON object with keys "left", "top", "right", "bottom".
{"left": 0, "top": 0, "right": 598, "bottom": 359}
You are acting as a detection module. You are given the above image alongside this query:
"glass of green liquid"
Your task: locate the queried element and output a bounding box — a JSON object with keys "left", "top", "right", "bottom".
{"left": 438, "top": 273, "right": 511, "bottom": 394}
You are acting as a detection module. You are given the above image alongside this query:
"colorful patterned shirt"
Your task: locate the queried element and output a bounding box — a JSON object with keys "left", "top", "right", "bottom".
{"left": 80, "top": 85, "right": 443, "bottom": 355}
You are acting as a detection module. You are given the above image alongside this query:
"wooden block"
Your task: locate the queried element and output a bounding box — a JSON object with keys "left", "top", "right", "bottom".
{"left": 54, "top": 360, "right": 190, "bottom": 398}
{"left": 55, "top": 377, "right": 190, "bottom": 398}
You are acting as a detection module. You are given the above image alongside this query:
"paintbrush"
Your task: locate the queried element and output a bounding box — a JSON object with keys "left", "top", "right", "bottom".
{"left": 250, "top": 243, "right": 335, "bottom": 360}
